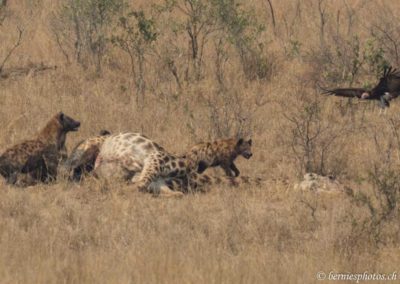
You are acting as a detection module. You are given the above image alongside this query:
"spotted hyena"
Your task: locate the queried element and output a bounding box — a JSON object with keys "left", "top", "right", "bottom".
{"left": 94, "top": 132, "right": 196, "bottom": 197}
{"left": 0, "top": 112, "right": 80, "bottom": 185}
{"left": 184, "top": 138, "right": 253, "bottom": 177}
{"left": 62, "top": 130, "right": 111, "bottom": 181}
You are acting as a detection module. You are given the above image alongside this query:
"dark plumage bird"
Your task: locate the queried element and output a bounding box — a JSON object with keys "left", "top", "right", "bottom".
{"left": 321, "top": 67, "right": 400, "bottom": 108}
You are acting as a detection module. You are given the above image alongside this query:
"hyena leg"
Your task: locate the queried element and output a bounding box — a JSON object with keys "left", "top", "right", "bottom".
{"left": 59, "top": 145, "right": 68, "bottom": 164}
{"left": 230, "top": 162, "right": 240, "bottom": 177}
{"left": 44, "top": 157, "right": 59, "bottom": 182}
{"left": 7, "top": 172, "right": 18, "bottom": 184}
{"left": 15, "top": 173, "right": 38, "bottom": 187}
{"left": 222, "top": 163, "right": 235, "bottom": 177}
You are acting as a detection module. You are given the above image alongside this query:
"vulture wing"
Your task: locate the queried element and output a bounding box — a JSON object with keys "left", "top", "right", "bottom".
{"left": 385, "top": 68, "right": 400, "bottom": 94}
{"left": 321, "top": 88, "right": 367, "bottom": 98}
{"left": 370, "top": 67, "right": 400, "bottom": 99}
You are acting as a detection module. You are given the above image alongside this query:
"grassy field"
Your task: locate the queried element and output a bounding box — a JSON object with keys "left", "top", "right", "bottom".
{"left": 1, "top": 0, "right": 400, "bottom": 283}
{"left": 1, "top": 181, "right": 399, "bottom": 283}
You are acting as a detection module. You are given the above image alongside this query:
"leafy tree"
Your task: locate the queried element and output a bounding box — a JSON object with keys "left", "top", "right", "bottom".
{"left": 112, "top": 10, "right": 157, "bottom": 104}
{"left": 55, "top": 0, "right": 123, "bottom": 73}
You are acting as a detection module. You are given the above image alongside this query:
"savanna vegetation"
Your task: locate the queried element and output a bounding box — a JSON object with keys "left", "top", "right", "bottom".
{"left": 1, "top": 0, "right": 400, "bottom": 283}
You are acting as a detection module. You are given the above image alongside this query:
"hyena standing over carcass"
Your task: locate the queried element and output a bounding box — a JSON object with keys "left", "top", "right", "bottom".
{"left": 183, "top": 138, "right": 253, "bottom": 177}
{"left": 94, "top": 133, "right": 260, "bottom": 195}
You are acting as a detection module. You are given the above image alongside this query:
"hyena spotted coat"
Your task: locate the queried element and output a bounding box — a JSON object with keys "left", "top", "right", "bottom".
{"left": 184, "top": 138, "right": 253, "bottom": 177}
{"left": 0, "top": 112, "right": 80, "bottom": 185}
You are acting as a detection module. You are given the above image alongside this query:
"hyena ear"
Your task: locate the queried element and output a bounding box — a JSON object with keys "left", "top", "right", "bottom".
{"left": 248, "top": 139, "right": 252, "bottom": 146}
{"left": 237, "top": 138, "right": 244, "bottom": 146}
{"left": 58, "top": 112, "right": 65, "bottom": 122}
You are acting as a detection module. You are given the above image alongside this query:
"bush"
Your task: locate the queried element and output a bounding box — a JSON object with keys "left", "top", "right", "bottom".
{"left": 282, "top": 89, "right": 352, "bottom": 177}
{"left": 53, "top": 0, "right": 123, "bottom": 73}
{"left": 111, "top": 10, "right": 158, "bottom": 104}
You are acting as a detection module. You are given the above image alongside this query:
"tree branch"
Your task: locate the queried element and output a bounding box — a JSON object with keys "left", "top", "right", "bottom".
{"left": 0, "top": 27, "right": 23, "bottom": 73}
{"left": 265, "top": 0, "right": 276, "bottom": 34}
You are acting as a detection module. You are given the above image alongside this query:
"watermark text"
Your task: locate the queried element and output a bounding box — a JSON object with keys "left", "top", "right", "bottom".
{"left": 316, "top": 271, "right": 397, "bottom": 282}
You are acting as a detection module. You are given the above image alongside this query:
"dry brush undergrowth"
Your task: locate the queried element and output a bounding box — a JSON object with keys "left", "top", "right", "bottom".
{"left": 1, "top": 0, "right": 400, "bottom": 283}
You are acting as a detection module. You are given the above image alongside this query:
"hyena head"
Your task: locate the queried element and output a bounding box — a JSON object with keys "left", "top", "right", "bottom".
{"left": 58, "top": 112, "right": 80, "bottom": 133}
{"left": 235, "top": 138, "right": 252, "bottom": 159}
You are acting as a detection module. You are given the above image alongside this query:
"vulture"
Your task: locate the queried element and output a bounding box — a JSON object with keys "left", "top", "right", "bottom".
{"left": 321, "top": 67, "right": 400, "bottom": 108}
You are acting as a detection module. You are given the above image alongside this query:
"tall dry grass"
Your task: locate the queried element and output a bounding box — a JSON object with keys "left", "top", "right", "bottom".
{"left": 1, "top": 0, "right": 400, "bottom": 283}
{"left": 1, "top": 182, "right": 400, "bottom": 283}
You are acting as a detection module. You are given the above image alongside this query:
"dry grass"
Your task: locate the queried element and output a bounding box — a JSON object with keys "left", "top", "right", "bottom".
{"left": 2, "top": 0, "right": 400, "bottom": 283}
{"left": 1, "top": 181, "right": 399, "bottom": 283}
